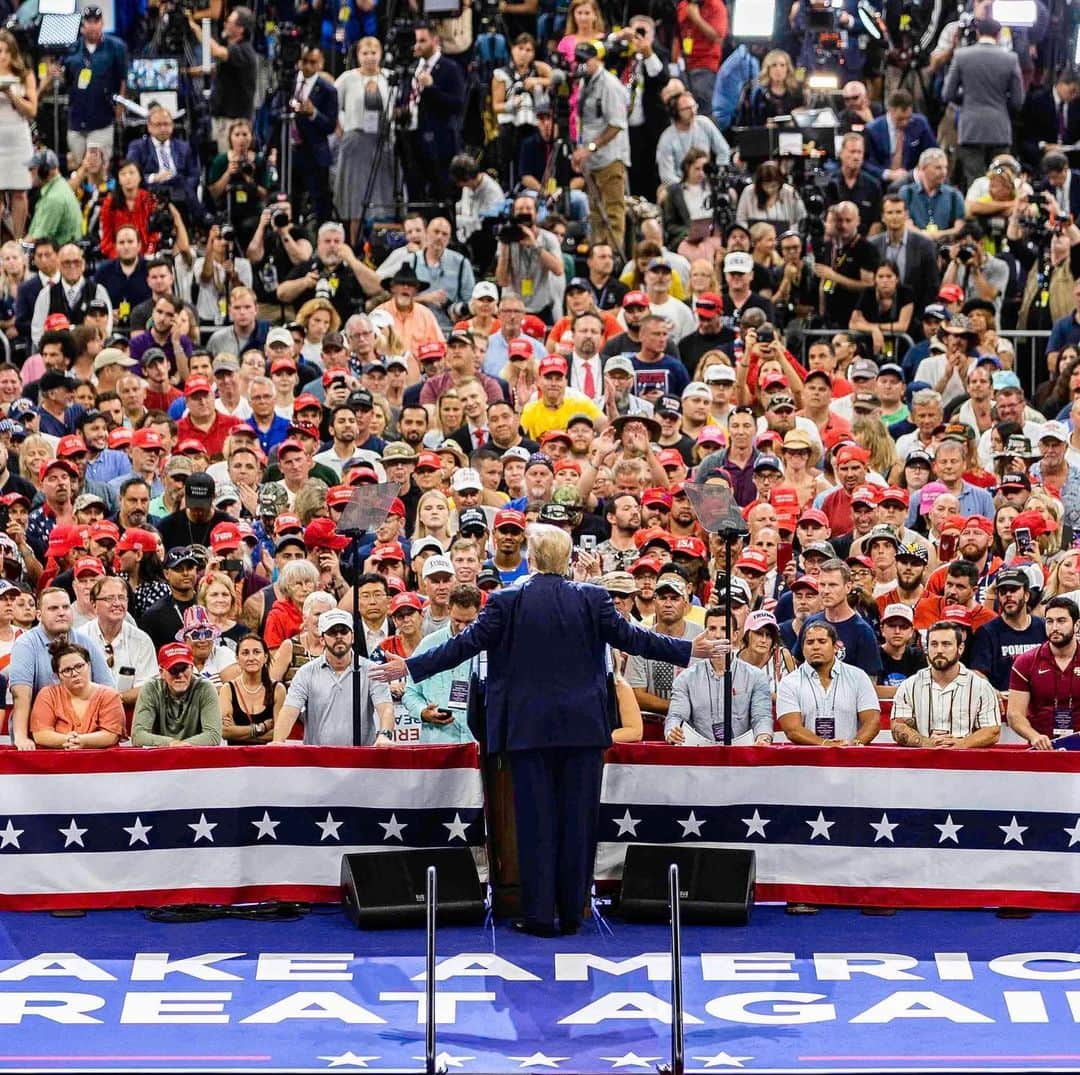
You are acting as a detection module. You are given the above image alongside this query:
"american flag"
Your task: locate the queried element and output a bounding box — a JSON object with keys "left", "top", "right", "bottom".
{"left": 0, "top": 744, "right": 486, "bottom": 910}
{"left": 595, "top": 745, "right": 1080, "bottom": 911}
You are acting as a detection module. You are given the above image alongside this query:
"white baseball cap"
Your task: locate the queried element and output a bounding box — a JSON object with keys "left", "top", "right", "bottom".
{"left": 724, "top": 251, "right": 753, "bottom": 274}
{"left": 317, "top": 608, "right": 353, "bottom": 634}
{"left": 422, "top": 554, "right": 455, "bottom": 579}
{"left": 881, "top": 603, "right": 914, "bottom": 624}
{"left": 451, "top": 467, "right": 483, "bottom": 492}
{"left": 473, "top": 281, "right": 499, "bottom": 301}
{"left": 705, "top": 364, "right": 736, "bottom": 384}
{"left": 682, "top": 381, "right": 712, "bottom": 401}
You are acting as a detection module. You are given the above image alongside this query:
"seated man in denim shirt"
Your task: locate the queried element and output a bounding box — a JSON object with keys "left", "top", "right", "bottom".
{"left": 402, "top": 583, "right": 482, "bottom": 743}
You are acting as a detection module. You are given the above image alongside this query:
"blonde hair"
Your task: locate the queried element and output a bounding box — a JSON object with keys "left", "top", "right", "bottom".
{"left": 412, "top": 488, "right": 452, "bottom": 540}
{"left": 198, "top": 571, "right": 241, "bottom": 620}
{"left": 852, "top": 417, "right": 897, "bottom": 481}
{"left": 296, "top": 297, "right": 342, "bottom": 334}
{"left": 527, "top": 523, "right": 571, "bottom": 575}
{"left": 758, "top": 49, "right": 799, "bottom": 94}
{"left": 693, "top": 349, "right": 732, "bottom": 382}
{"left": 564, "top": 0, "right": 605, "bottom": 36}
{"left": 293, "top": 479, "right": 329, "bottom": 525}
{"left": 1026, "top": 487, "right": 1064, "bottom": 556}
{"left": 19, "top": 434, "right": 54, "bottom": 488}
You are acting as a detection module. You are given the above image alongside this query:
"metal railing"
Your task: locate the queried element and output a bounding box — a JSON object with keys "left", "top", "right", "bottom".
{"left": 425, "top": 866, "right": 445, "bottom": 1075}
{"left": 657, "top": 863, "right": 685, "bottom": 1075}
{"left": 796, "top": 328, "right": 915, "bottom": 366}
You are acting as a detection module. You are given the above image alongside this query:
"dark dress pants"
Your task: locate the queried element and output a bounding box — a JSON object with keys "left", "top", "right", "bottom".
{"left": 508, "top": 745, "right": 605, "bottom": 928}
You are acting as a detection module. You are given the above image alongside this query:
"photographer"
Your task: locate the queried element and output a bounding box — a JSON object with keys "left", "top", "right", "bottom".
{"left": 187, "top": 5, "right": 257, "bottom": 152}
{"left": 277, "top": 220, "right": 375, "bottom": 321}
{"left": 283, "top": 47, "right": 338, "bottom": 225}
{"left": 941, "top": 223, "right": 1009, "bottom": 316}
{"left": 1009, "top": 192, "right": 1080, "bottom": 338}
{"left": 245, "top": 196, "right": 313, "bottom": 303}
{"left": 770, "top": 229, "right": 817, "bottom": 330}
{"left": 205, "top": 119, "right": 268, "bottom": 250}
{"left": 516, "top": 105, "right": 585, "bottom": 223}
{"left": 40, "top": 5, "right": 126, "bottom": 166}
{"left": 655, "top": 92, "right": 730, "bottom": 191}
{"left": 661, "top": 148, "right": 719, "bottom": 254}
{"left": 617, "top": 15, "right": 669, "bottom": 201}
{"left": 192, "top": 223, "right": 253, "bottom": 327}
{"left": 494, "top": 193, "right": 565, "bottom": 322}
{"left": 99, "top": 160, "right": 190, "bottom": 260}
{"left": 491, "top": 32, "right": 553, "bottom": 188}
{"left": 570, "top": 40, "right": 631, "bottom": 253}
{"left": 412, "top": 217, "right": 476, "bottom": 333}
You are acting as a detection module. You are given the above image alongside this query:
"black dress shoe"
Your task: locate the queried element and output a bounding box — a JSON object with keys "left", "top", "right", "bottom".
{"left": 558, "top": 922, "right": 580, "bottom": 936}
{"left": 510, "top": 919, "right": 559, "bottom": 937}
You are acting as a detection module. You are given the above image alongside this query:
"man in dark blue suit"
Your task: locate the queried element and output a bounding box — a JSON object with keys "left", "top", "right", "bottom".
{"left": 1020, "top": 71, "right": 1080, "bottom": 171}
{"left": 374, "top": 524, "right": 719, "bottom": 936}
{"left": 1042, "top": 151, "right": 1080, "bottom": 220}
{"left": 282, "top": 47, "right": 338, "bottom": 224}
{"left": 397, "top": 24, "right": 465, "bottom": 206}
{"left": 863, "top": 90, "right": 937, "bottom": 188}
{"left": 125, "top": 105, "right": 200, "bottom": 213}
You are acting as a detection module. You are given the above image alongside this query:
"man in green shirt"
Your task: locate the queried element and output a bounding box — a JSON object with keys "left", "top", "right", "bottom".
{"left": 131, "top": 642, "right": 223, "bottom": 746}
{"left": 27, "top": 149, "right": 82, "bottom": 247}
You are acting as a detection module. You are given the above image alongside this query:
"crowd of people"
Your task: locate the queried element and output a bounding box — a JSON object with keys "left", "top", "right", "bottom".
{"left": 0, "top": 0, "right": 1079, "bottom": 758}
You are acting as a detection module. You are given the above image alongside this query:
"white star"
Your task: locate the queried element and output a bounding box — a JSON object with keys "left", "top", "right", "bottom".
{"left": 443, "top": 812, "right": 470, "bottom": 842}
{"left": 692, "top": 1053, "right": 754, "bottom": 1068}
{"left": 410, "top": 1052, "right": 475, "bottom": 1069}
{"left": 0, "top": 819, "right": 22, "bottom": 849}
{"left": 317, "top": 811, "right": 343, "bottom": 841}
{"left": 58, "top": 818, "right": 87, "bottom": 848}
{"left": 613, "top": 809, "right": 641, "bottom": 836}
{"left": 379, "top": 813, "right": 407, "bottom": 841}
{"left": 1065, "top": 817, "right": 1080, "bottom": 847}
{"left": 600, "top": 1052, "right": 662, "bottom": 1069}
{"left": 317, "top": 1052, "right": 380, "bottom": 1068}
{"left": 188, "top": 813, "right": 217, "bottom": 843}
{"left": 676, "top": 810, "right": 705, "bottom": 837}
{"left": 869, "top": 812, "right": 898, "bottom": 843}
{"left": 507, "top": 1053, "right": 572, "bottom": 1068}
{"left": 251, "top": 811, "right": 280, "bottom": 841}
{"left": 1000, "top": 815, "right": 1028, "bottom": 846}
{"left": 806, "top": 810, "right": 835, "bottom": 840}
{"left": 935, "top": 814, "right": 963, "bottom": 844}
{"left": 123, "top": 816, "right": 152, "bottom": 847}
{"left": 741, "top": 809, "right": 770, "bottom": 838}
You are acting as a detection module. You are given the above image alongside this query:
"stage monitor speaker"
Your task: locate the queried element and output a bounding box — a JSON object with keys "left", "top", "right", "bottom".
{"left": 618, "top": 845, "right": 755, "bottom": 925}
{"left": 341, "top": 848, "right": 486, "bottom": 929}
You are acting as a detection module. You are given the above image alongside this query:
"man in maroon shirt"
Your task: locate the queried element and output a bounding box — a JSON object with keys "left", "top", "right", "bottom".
{"left": 1008, "top": 596, "right": 1080, "bottom": 749}
{"left": 175, "top": 375, "right": 241, "bottom": 460}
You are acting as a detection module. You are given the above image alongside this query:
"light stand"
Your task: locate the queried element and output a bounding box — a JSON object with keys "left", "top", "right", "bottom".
{"left": 681, "top": 482, "right": 749, "bottom": 746}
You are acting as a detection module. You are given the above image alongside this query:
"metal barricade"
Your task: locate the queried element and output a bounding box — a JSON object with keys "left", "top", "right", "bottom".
{"left": 796, "top": 327, "right": 915, "bottom": 366}
{"left": 996, "top": 329, "right": 1051, "bottom": 397}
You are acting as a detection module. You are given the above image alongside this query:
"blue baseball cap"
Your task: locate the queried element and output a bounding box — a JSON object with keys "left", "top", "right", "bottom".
{"left": 992, "top": 370, "right": 1022, "bottom": 392}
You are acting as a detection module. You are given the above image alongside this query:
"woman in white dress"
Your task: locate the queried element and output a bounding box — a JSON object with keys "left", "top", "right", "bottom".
{"left": 334, "top": 37, "right": 394, "bottom": 246}
{"left": 0, "top": 31, "right": 37, "bottom": 240}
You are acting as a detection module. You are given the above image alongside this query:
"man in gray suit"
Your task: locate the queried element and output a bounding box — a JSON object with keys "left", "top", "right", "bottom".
{"left": 944, "top": 18, "right": 1024, "bottom": 190}
{"left": 871, "top": 194, "right": 941, "bottom": 324}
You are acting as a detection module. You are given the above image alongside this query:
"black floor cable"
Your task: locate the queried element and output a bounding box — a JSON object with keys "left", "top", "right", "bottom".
{"left": 142, "top": 900, "right": 312, "bottom": 923}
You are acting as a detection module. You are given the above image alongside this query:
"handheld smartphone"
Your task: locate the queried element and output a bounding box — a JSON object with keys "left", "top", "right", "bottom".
{"left": 757, "top": 327, "right": 775, "bottom": 344}
{"left": 777, "top": 541, "right": 793, "bottom": 577}
{"left": 581, "top": 534, "right": 597, "bottom": 554}
{"left": 435, "top": 709, "right": 454, "bottom": 722}
{"left": 939, "top": 532, "right": 958, "bottom": 562}
{"left": 221, "top": 558, "right": 243, "bottom": 574}
{"left": 1014, "top": 527, "right": 1034, "bottom": 556}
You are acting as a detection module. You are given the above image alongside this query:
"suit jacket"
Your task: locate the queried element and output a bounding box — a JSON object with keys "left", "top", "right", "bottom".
{"left": 14, "top": 274, "right": 45, "bottom": 342}
{"left": 399, "top": 55, "right": 465, "bottom": 161}
{"left": 406, "top": 572, "right": 693, "bottom": 753}
{"left": 291, "top": 76, "right": 338, "bottom": 168}
{"left": 125, "top": 135, "right": 201, "bottom": 207}
{"left": 1019, "top": 85, "right": 1080, "bottom": 168}
{"left": 944, "top": 41, "right": 1023, "bottom": 146}
{"left": 869, "top": 229, "right": 940, "bottom": 319}
{"left": 862, "top": 113, "right": 937, "bottom": 180}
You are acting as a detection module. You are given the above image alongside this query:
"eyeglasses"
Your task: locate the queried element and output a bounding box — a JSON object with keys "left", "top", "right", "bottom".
{"left": 59, "top": 662, "right": 88, "bottom": 677}
{"left": 95, "top": 593, "right": 127, "bottom": 604}
{"left": 165, "top": 663, "right": 192, "bottom": 675}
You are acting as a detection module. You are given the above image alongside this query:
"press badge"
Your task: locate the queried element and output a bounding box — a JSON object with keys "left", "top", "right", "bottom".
{"left": 521, "top": 279, "right": 533, "bottom": 298}
{"left": 1054, "top": 707, "right": 1073, "bottom": 734}
{"left": 77, "top": 67, "right": 92, "bottom": 89}
{"left": 447, "top": 678, "right": 470, "bottom": 714}
{"left": 815, "top": 715, "right": 835, "bottom": 740}
{"left": 117, "top": 299, "right": 130, "bottom": 321}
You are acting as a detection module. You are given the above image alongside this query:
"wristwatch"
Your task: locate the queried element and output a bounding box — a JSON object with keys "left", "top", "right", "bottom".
{"left": 376, "top": 729, "right": 393, "bottom": 740}
{"left": 587, "top": 141, "right": 598, "bottom": 153}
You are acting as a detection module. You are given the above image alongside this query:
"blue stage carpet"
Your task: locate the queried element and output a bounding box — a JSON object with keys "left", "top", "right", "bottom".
{"left": 0, "top": 906, "right": 1077, "bottom": 1073}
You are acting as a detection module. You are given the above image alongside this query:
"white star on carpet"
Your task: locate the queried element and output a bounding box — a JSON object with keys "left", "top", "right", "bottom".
{"left": 613, "top": 809, "right": 641, "bottom": 836}
{"left": 251, "top": 811, "right": 280, "bottom": 840}
{"left": 935, "top": 814, "right": 963, "bottom": 844}
{"left": 317, "top": 1051, "right": 380, "bottom": 1068}
{"left": 507, "top": 1052, "right": 572, "bottom": 1068}
{"left": 1065, "top": 817, "right": 1080, "bottom": 847}
{"left": 411, "top": 1051, "right": 474, "bottom": 1068}
{"left": 317, "top": 811, "right": 343, "bottom": 841}
{"left": 869, "top": 812, "right": 898, "bottom": 843}
{"left": 188, "top": 813, "right": 217, "bottom": 843}
{"left": 379, "top": 813, "right": 407, "bottom": 841}
{"left": 677, "top": 810, "right": 705, "bottom": 837}
{"left": 0, "top": 819, "right": 22, "bottom": 849}
{"left": 58, "top": 818, "right": 87, "bottom": 848}
{"left": 600, "top": 1052, "right": 662, "bottom": 1069}
{"left": 123, "top": 816, "right": 152, "bottom": 846}
{"left": 443, "top": 812, "right": 470, "bottom": 842}
{"left": 692, "top": 1052, "right": 754, "bottom": 1068}
{"left": 806, "top": 810, "right": 834, "bottom": 840}
{"left": 741, "top": 809, "right": 769, "bottom": 838}
{"left": 999, "top": 815, "right": 1028, "bottom": 846}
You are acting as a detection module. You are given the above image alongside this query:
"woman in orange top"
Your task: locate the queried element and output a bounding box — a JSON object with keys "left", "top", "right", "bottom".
{"left": 30, "top": 641, "right": 123, "bottom": 749}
